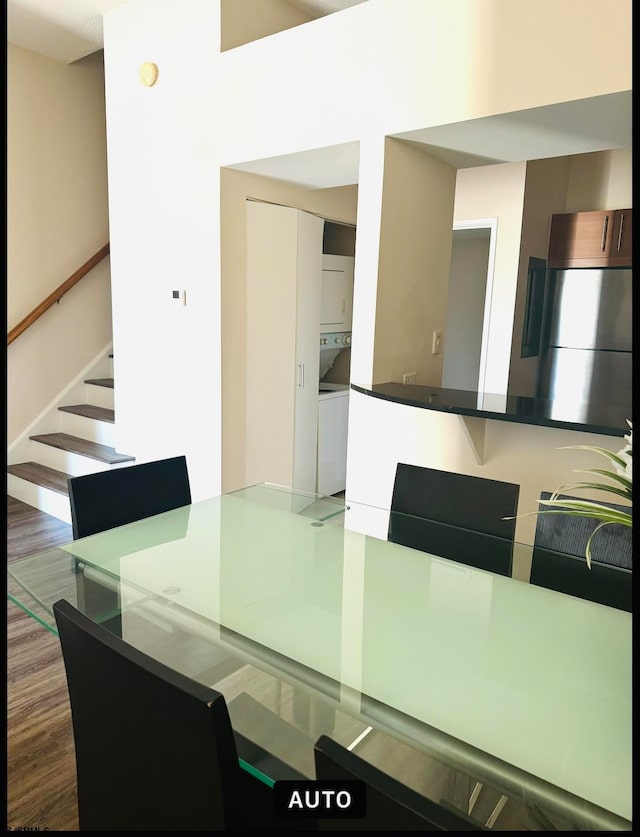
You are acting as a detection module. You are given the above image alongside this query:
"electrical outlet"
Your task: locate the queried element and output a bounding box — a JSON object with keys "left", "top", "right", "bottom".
{"left": 432, "top": 330, "right": 443, "bottom": 355}
{"left": 402, "top": 371, "right": 417, "bottom": 385}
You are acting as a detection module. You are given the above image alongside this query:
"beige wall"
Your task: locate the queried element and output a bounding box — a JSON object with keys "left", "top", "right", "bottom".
{"left": 442, "top": 235, "right": 491, "bottom": 390}
{"left": 373, "top": 139, "right": 456, "bottom": 385}
{"left": 221, "top": 0, "right": 312, "bottom": 50}
{"left": 220, "top": 168, "right": 357, "bottom": 491}
{"left": 564, "top": 147, "right": 632, "bottom": 212}
{"left": 7, "top": 44, "right": 111, "bottom": 445}
{"left": 453, "top": 162, "right": 527, "bottom": 394}
{"left": 508, "top": 148, "right": 633, "bottom": 397}
{"left": 388, "top": 149, "right": 633, "bottom": 401}
{"left": 508, "top": 156, "right": 571, "bottom": 396}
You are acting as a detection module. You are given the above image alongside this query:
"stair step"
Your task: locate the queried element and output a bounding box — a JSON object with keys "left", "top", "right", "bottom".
{"left": 29, "top": 433, "right": 135, "bottom": 464}
{"left": 7, "top": 462, "right": 72, "bottom": 495}
{"left": 85, "top": 377, "right": 114, "bottom": 389}
{"left": 58, "top": 404, "right": 115, "bottom": 423}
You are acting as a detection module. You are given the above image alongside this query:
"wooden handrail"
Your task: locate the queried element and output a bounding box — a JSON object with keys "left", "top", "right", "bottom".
{"left": 7, "top": 243, "right": 110, "bottom": 346}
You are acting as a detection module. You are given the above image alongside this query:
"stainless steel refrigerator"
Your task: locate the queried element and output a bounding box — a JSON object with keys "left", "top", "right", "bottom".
{"left": 537, "top": 268, "right": 632, "bottom": 412}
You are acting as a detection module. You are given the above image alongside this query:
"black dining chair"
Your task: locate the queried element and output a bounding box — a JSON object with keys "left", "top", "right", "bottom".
{"left": 53, "top": 598, "right": 314, "bottom": 832}
{"left": 67, "top": 454, "right": 192, "bottom": 539}
{"left": 388, "top": 464, "right": 520, "bottom": 576}
{"left": 67, "top": 455, "right": 192, "bottom": 633}
{"left": 529, "top": 492, "right": 632, "bottom": 611}
{"left": 313, "top": 734, "right": 486, "bottom": 831}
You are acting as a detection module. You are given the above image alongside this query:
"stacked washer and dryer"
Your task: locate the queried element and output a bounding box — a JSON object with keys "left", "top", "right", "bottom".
{"left": 317, "top": 255, "right": 354, "bottom": 496}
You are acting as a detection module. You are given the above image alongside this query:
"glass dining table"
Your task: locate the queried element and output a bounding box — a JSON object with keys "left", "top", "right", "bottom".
{"left": 7, "top": 484, "right": 632, "bottom": 831}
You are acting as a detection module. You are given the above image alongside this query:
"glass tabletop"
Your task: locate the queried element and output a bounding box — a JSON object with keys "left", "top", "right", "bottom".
{"left": 7, "top": 484, "right": 632, "bottom": 831}
{"left": 227, "top": 482, "right": 349, "bottom": 521}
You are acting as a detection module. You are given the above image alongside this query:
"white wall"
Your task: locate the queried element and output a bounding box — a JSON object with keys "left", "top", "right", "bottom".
{"left": 7, "top": 44, "right": 111, "bottom": 445}
{"left": 103, "top": 0, "right": 222, "bottom": 498}
{"left": 350, "top": 134, "right": 386, "bottom": 388}
{"left": 346, "top": 390, "right": 629, "bottom": 545}
{"left": 102, "top": 0, "right": 631, "bottom": 502}
{"left": 216, "top": 0, "right": 631, "bottom": 168}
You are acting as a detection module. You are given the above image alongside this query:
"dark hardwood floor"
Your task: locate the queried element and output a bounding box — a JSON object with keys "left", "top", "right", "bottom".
{"left": 7, "top": 496, "right": 79, "bottom": 831}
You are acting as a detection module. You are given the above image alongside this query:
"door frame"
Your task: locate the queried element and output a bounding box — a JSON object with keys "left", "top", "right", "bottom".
{"left": 451, "top": 217, "right": 498, "bottom": 400}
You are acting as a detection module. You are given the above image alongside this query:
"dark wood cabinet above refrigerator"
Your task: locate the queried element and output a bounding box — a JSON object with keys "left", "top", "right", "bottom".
{"left": 548, "top": 208, "right": 632, "bottom": 268}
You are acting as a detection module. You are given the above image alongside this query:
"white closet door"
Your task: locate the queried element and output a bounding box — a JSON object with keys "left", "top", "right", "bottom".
{"left": 245, "top": 200, "right": 323, "bottom": 493}
{"left": 246, "top": 201, "right": 298, "bottom": 488}
{"left": 293, "top": 210, "right": 323, "bottom": 492}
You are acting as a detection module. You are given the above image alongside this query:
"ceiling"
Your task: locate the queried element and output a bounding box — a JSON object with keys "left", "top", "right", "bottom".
{"left": 7, "top": 0, "right": 129, "bottom": 63}
{"left": 6, "top": 0, "right": 367, "bottom": 64}
{"left": 227, "top": 91, "right": 632, "bottom": 188}
{"left": 7, "top": 0, "right": 631, "bottom": 190}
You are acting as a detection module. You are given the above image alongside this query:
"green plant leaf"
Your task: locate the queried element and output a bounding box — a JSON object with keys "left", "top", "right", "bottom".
{"left": 584, "top": 521, "right": 621, "bottom": 569}
{"left": 572, "top": 468, "right": 632, "bottom": 492}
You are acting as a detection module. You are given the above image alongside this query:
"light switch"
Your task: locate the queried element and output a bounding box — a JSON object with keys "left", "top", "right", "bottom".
{"left": 172, "top": 290, "right": 186, "bottom": 306}
{"left": 432, "top": 330, "right": 443, "bottom": 354}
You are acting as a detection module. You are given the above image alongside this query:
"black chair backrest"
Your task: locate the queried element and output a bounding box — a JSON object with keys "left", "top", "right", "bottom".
{"left": 530, "top": 492, "right": 632, "bottom": 611}
{"left": 388, "top": 464, "right": 520, "bottom": 575}
{"left": 53, "top": 598, "right": 278, "bottom": 831}
{"left": 68, "top": 455, "right": 191, "bottom": 539}
{"left": 533, "top": 492, "right": 632, "bottom": 568}
{"left": 314, "top": 734, "right": 485, "bottom": 831}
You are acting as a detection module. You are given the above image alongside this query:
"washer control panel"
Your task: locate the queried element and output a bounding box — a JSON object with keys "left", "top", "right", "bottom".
{"left": 320, "top": 331, "right": 352, "bottom": 348}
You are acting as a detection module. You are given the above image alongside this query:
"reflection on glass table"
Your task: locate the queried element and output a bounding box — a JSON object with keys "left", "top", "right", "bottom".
{"left": 228, "top": 481, "right": 349, "bottom": 521}
{"left": 7, "top": 484, "right": 632, "bottom": 831}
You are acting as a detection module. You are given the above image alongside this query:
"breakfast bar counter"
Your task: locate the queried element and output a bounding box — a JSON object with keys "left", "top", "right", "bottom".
{"left": 350, "top": 383, "right": 630, "bottom": 438}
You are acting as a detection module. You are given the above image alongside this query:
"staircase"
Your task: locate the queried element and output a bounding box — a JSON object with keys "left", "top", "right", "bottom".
{"left": 7, "top": 350, "right": 135, "bottom": 524}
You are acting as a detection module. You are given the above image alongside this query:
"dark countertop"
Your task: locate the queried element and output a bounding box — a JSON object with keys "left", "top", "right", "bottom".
{"left": 350, "top": 382, "right": 630, "bottom": 438}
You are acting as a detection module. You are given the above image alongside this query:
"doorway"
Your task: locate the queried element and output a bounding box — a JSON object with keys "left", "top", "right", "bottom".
{"left": 441, "top": 218, "right": 497, "bottom": 397}
{"left": 244, "top": 199, "right": 356, "bottom": 496}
